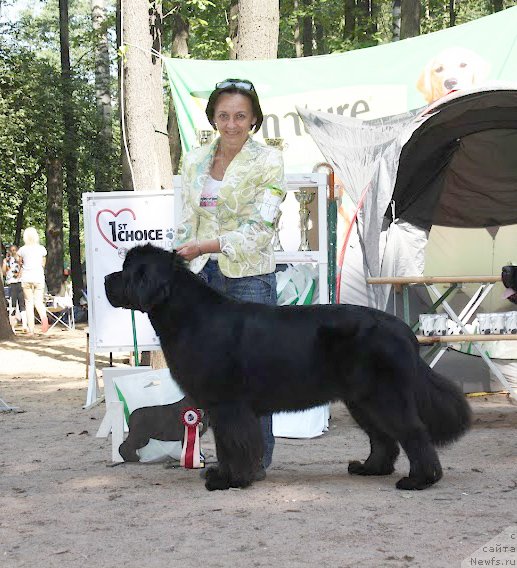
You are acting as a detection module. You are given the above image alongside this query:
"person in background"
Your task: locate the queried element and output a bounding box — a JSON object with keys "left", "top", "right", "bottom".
{"left": 175, "top": 78, "right": 286, "bottom": 481}
{"left": 2, "top": 244, "right": 28, "bottom": 333}
{"left": 58, "top": 268, "right": 72, "bottom": 298}
{"left": 18, "top": 227, "right": 49, "bottom": 336}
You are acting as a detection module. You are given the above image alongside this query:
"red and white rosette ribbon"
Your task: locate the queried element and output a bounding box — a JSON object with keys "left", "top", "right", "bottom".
{"left": 180, "top": 407, "right": 202, "bottom": 469}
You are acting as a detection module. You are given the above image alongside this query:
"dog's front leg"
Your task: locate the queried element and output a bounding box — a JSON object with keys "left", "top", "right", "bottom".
{"left": 204, "top": 402, "right": 263, "bottom": 491}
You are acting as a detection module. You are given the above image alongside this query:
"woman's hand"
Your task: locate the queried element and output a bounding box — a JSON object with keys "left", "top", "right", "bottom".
{"left": 177, "top": 238, "right": 221, "bottom": 261}
{"left": 177, "top": 240, "right": 203, "bottom": 261}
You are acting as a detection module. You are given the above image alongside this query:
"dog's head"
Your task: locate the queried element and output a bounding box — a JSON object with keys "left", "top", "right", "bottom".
{"left": 502, "top": 265, "right": 517, "bottom": 305}
{"left": 417, "top": 47, "right": 491, "bottom": 104}
{"left": 105, "top": 244, "right": 179, "bottom": 313}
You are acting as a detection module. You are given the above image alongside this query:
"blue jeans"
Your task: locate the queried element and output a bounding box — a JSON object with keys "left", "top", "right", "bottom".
{"left": 199, "top": 260, "right": 276, "bottom": 469}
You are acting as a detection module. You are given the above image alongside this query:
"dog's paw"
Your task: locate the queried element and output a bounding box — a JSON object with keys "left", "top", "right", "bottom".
{"left": 348, "top": 460, "right": 394, "bottom": 476}
{"left": 204, "top": 466, "right": 230, "bottom": 491}
{"left": 118, "top": 442, "right": 140, "bottom": 462}
{"left": 395, "top": 476, "right": 437, "bottom": 490}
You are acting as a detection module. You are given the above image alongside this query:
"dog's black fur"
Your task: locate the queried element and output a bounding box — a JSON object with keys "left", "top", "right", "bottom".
{"left": 105, "top": 245, "right": 471, "bottom": 491}
{"left": 119, "top": 400, "right": 207, "bottom": 462}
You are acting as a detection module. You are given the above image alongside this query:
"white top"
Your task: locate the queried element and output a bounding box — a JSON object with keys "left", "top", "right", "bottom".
{"left": 199, "top": 175, "right": 221, "bottom": 214}
{"left": 5, "top": 255, "right": 21, "bottom": 284}
{"left": 200, "top": 175, "right": 222, "bottom": 259}
{"left": 18, "top": 244, "right": 47, "bottom": 285}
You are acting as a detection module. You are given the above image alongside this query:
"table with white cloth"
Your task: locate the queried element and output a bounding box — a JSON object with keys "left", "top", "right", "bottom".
{"left": 367, "top": 275, "right": 517, "bottom": 399}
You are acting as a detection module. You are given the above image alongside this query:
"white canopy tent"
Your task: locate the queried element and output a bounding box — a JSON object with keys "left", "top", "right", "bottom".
{"left": 297, "top": 84, "right": 517, "bottom": 311}
{"left": 298, "top": 85, "right": 517, "bottom": 392}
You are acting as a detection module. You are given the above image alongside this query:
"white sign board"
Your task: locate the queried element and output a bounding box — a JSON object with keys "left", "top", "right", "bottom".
{"left": 83, "top": 191, "right": 176, "bottom": 352}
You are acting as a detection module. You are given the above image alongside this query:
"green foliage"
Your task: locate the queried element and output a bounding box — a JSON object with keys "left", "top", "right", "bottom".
{"left": 0, "top": 0, "right": 120, "bottom": 249}
{"left": 2, "top": 0, "right": 517, "bottom": 251}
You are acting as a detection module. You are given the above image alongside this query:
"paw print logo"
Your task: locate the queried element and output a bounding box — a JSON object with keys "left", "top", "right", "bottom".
{"left": 166, "top": 228, "right": 175, "bottom": 240}
{"left": 117, "top": 247, "right": 128, "bottom": 259}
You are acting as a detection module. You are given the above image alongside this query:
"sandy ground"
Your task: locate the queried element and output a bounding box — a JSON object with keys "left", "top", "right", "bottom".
{"left": 1, "top": 326, "right": 517, "bottom": 568}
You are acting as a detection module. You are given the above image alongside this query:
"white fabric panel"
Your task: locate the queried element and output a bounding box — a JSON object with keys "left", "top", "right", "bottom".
{"left": 273, "top": 405, "right": 330, "bottom": 439}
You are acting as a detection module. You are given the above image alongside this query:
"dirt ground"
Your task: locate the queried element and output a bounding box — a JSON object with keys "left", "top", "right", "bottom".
{"left": 1, "top": 326, "right": 517, "bottom": 568}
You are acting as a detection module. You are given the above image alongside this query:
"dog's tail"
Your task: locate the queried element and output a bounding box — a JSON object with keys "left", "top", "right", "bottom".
{"left": 416, "top": 359, "right": 472, "bottom": 446}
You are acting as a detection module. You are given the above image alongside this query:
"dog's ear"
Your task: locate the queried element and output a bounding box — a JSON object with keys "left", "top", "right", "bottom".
{"left": 471, "top": 53, "right": 491, "bottom": 86}
{"left": 416, "top": 61, "right": 434, "bottom": 103}
{"left": 128, "top": 253, "right": 173, "bottom": 313}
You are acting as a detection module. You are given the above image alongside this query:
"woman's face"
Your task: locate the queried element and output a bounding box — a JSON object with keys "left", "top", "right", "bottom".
{"left": 213, "top": 93, "right": 256, "bottom": 148}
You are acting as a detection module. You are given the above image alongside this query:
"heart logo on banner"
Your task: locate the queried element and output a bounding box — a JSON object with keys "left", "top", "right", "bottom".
{"left": 96, "top": 208, "right": 136, "bottom": 249}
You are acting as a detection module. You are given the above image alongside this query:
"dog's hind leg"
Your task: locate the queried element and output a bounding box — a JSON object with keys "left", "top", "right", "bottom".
{"left": 359, "top": 398, "right": 443, "bottom": 490}
{"left": 345, "top": 401, "right": 400, "bottom": 476}
{"left": 204, "top": 402, "right": 263, "bottom": 491}
{"left": 395, "top": 427, "right": 443, "bottom": 490}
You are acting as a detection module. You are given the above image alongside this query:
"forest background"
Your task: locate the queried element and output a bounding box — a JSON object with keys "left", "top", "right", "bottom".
{"left": 0, "top": 0, "right": 516, "bottom": 341}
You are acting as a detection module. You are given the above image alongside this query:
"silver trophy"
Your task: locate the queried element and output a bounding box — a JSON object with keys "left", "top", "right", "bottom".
{"left": 295, "top": 188, "right": 316, "bottom": 251}
{"left": 196, "top": 129, "right": 216, "bottom": 146}
{"left": 264, "top": 138, "right": 285, "bottom": 252}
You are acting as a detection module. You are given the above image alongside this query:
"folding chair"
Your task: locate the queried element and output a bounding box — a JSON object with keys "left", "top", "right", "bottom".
{"left": 46, "top": 295, "right": 75, "bottom": 331}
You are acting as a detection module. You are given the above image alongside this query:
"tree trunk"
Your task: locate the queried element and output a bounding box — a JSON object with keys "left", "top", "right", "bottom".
{"left": 302, "top": 0, "right": 313, "bottom": 56}
{"left": 168, "top": 11, "right": 189, "bottom": 175}
{"left": 449, "top": 0, "right": 456, "bottom": 27}
{"left": 91, "top": 0, "right": 113, "bottom": 192}
{"left": 314, "top": 15, "right": 325, "bottom": 55}
{"left": 234, "top": 0, "right": 279, "bottom": 59}
{"left": 356, "top": 0, "right": 369, "bottom": 41}
{"left": 228, "top": 0, "right": 239, "bottom": 59}
{"left": 59, "top": 0, "right": 83, "bottom": 306}
{"left": 45, "top": 157, "right": 64, "bottom": 295}
{"left": 14, "top": 194, "right": 27, "bottom": 247}
{"left": 343, "top": 0, "right": 355, "bottom": 41}
{"left": 392, "top": 0, "right": 401, "bottom": 41}
{"left": 122, "top": 2, "right": 174, "bottom": 370}
{"left": 122, "top": 1, "right": 173, "bottom": 190}
{"left": 0, "top": 230, "right": 14, "bottom": 341}
{"left": 400, "top": 0, "right": 420, "bottom": 39}
{"left": 117, "top": 0, "right": 133, "bottom": 190}
{"left": 294, "top": 0, "right": 302, "bottom": 57}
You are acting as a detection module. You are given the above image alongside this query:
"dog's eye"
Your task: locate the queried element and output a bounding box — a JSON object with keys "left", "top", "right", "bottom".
{"left": 434, "top": 65, "right": 443, "bottom": 73}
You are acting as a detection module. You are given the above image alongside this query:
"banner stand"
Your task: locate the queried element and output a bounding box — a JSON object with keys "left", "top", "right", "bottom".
{"left": 82, "top": 190, "right": 176, "bottom": 408}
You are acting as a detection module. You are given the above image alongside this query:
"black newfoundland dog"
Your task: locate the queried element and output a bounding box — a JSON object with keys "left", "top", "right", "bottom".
{"left": 105, "top": 245, "right": 471, "bottom": 492}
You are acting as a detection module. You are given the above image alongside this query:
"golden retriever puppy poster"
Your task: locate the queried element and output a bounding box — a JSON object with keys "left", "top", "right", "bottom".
{"left": 417, "top": 46, "right": 491, "bottom": 104}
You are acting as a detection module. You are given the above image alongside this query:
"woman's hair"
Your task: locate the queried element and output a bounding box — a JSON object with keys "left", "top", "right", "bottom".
{"left": 205, "top": 78, "right": 263, "bottom": 133}
{"left": 23, "top": 227, "right": 40, "bottom": 246}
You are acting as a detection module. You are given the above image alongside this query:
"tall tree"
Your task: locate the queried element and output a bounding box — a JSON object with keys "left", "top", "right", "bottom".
{"left": 122, "top": 1, "right": 174, "bottom": 368}
{"left": 234, "top": 0, "right": 279, "bottom": 59}
{"left": 45, "top": 158, "right": 64, "bottom": 295}
{"left": 168, "top": 8, "right": 189, "bottom": 174}
{"left": 59, "top": 0, "right": 83, "bottom": 305}
{"left": 302, "top": 0, "right": 313, "bottom": 56}
{"left": 392, "top": 0, "right": 401, "bottom": 40}
{"left": 122, "top": 1, "right": 173, "bottom": 191}
{"left": 91, "top": 0, "right": 113, "bottom": 192}
{"left": 228, "top": 0, "right": 239, "bottom": 59}
{"left": 293, "top": 0, "right": 303, "bottom": 57}
{"left": 0, "top": 226, "right": 13, "bottom": 340}
{"left": 448, "top": 0, "right": 456, "bottom": 26}
{"left": 343, "top": 0, "right": 355, "bottom": 42}
{"left": 400, "top": 0, "right": 420, "bottom": 39}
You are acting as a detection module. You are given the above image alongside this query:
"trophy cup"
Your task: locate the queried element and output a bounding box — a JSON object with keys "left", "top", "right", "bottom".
{"left": 295, "top": 188, "right": 316, "bottom": 251}
{"left": 264, "top": 138, "right": 285, "bottom": 252}
{"left": 196, "top": 129, "right": 216, "bottom": 146}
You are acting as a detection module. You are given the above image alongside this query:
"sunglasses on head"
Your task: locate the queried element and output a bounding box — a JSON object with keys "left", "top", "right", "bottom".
{"left": 215, "top": 79, "right": 255, "bottom": 91}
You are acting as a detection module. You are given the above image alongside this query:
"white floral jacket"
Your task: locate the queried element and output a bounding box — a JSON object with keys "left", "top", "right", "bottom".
{"left": 174, "top": 136, "right": 286, "bottom": 278}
